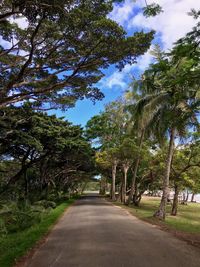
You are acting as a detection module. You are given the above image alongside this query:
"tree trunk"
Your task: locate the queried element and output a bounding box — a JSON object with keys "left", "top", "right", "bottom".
{"left": 117, "top": 182, "right": 122, "bottom": 202}
{"left": 127, "top": 130, "right": 144, "bottom": 205}
{"left": 186, "top": 189, "right": 189, "bottom": 202}
{"left": 133, "top": 194, "right": 142, "bottom": 206}
{"left": 171, "top": 184, "right": 179, "bottom": 216}
{"left": 191, "top": 193, "right": 195, "bottom": 202}
{"left": 154, "top": 128, "right": 175, "bottom": 220}
{"left": 133, "top": 186, "right": 144, "bottom": 206}
{"left": 111, "top": 159, "right": 118, "bottom": 201}
{"left": 122, "top": 164, "right": 129, "bottom": 204}
{"left": 181, "top": 190, "right": 189, "bottom": 205}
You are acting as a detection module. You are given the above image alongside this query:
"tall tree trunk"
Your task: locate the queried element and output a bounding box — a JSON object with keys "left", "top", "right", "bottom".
{"left": 154, "top": 128, "right": 175, "bottom": 220}
{"left": 182, "top": 190, "right": 189, "bottom": 204}
{"left": 111, "top": 159, "right": 118, "bottom": 201}
{"left": 127, "top": 129, "right": 144, "bottom": 205}
{"left": 117, "top": 182, "right": 122, "bottom": 202}
{"left": 191, "top": 193, "right": 195, "bottom": 202}
{"left": 133, "top": 189, "right": 144, "bottom": 207}
{"left": 186, "top": 189, "right": 189, "bottom": 202}
{"left": 122, "top": 165, "right": 129, "bottom": 204}
{"left": 171, "top": 184, "right": 179, "bottom": 216}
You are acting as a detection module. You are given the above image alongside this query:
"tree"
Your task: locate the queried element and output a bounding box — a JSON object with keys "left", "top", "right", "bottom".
{"left": 124, "top": 86, "right": 149, "bottom": 205}
{"left": 86, "top": 100, "right": 128, "bottom": 148}
{"left": 119, "top": 137, "right": 137, "bottom": 203}
{"left": 0, "top": 0, "right": 154, "bottom": 109}
{"left": 171, "top": 139, "right": 200, "bottom": 215}
{"left": 86, "top": 99, "right": 128, "bottom": 200}
{"left": 131, "top": 22, "right": 200, "bottom": 219}
{"left": 95, "top": 148, "right": 120, "bottom": 201}
{"left": 0, "top": 106, "right": 95, "bottom": 200}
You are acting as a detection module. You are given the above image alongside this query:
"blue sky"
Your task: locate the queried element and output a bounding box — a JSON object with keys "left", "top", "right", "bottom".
{"left": 51, "top": 0, "right": 200, "bottom": 127}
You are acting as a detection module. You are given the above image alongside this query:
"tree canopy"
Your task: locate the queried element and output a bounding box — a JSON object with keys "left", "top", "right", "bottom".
{"left": 0, "top": 0, "right": 154, "bottom": 109}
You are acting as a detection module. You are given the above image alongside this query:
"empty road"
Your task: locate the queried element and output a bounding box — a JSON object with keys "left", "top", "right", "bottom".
{"left": 23, "top": 195, "right": 200, "bottom": 267}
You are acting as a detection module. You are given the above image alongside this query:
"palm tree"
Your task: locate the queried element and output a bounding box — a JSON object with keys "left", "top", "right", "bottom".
{"left": 128, "top": 36, "right": 200, "bottom": 219}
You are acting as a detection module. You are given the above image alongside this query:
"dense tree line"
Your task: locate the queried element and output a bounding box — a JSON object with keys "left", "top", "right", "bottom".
{"left": 0, "top": 106, "right": 95, "bottom": 201}
{"left": 0, "top": 0, "right": 199, "bottom": 234}
{"left": 0, "top": 0, "right": 156, "bottom": 234}
{"left": 86, "top": 15, "right": 200, "bottom": 220}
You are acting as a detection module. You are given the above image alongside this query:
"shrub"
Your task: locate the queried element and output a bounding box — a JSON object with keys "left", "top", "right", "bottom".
{"left": 0, "top": 202, "right": 42, "bottom": 235}
{"left": 34, "top": 200, "right": 57, "bottom": 209}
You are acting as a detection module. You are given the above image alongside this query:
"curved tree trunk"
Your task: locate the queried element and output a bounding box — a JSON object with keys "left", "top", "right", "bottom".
{"left": 181, "top": 190, "right": 189, "bottom": 205}
{"left": 133, "top": 190, "right": 144, "bottom": 207}
{"left": 127, "top": 129, "right": 144, "bottom": 205}
{"left": 171, "top": 184, "right": 179, "bottom": 216}
{"left": 191, "top": 193, "right": 195, "bottom": 202}
{"left": 111, "top": 159, "right": 118, "bottom": 201}
{"left": 154, "top": 128, "right": 175, "bottom": 220}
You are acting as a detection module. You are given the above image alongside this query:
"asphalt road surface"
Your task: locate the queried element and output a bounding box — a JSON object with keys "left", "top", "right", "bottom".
{"left": 23, "top": 195, "right": 200, "bottom": 267}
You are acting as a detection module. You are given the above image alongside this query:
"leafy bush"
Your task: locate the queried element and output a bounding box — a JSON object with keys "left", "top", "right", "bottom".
{"left": 0, "top": 218, "right": 7, "bottom": 236}
{"left": 34, "top": 200, "right": 57, "bottom": 209}
{"left": 0, "top": 201, "right": 43, "bottom": 235}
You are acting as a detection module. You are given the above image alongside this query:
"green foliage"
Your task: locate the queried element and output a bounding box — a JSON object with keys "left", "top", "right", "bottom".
{"left": 86, "top": 100, "right": 128, "bottom": 149}
{"left": 0, "top": 201, "right": 42, "bottom": 234}
{"left": 84, "top": 181, "right": 100, "bottom": 191}
{"left": 33, "top": 200, "right": 57, "bottom": 209}
{"left": 116, "top": 197, "right": 200, "bottom": 234}
{"left": 87, "top": 17, "right": 200, "bottom": 218}
{"left": 0, "top": 199, "right": 74, "bottom": 267}
{"left": 0, "top": 199, "right": 60, "bottom": 235}
{"left": 0, "top": 0, "right": 154, "bottom": 109}
{"left": 143, "top": 3, "right": 163, "bottom": 18}
{"left": 0, "top": 106, "right": 95, "bottom": 204}
{"left": 171, "top": 140, "right": 200, "bottom": 192}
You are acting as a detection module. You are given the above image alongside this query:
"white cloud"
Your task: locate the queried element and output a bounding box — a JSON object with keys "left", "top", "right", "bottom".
{"left": 100, "top": 49, "right": 154, "bottom": 90}
{"left": 135, "top": 47, "right": 154, "bottom": 71}
{"left": 0, "top": 36, "right": 11, "bottom": 49}
{"left": 100, "top": 71, "right": 127, "bottom": 89}
{"left": 130, "top": 0, "right": 200, "bottom": 49}
{"left": 109, "top": 0, "right": 135, "bottom": 26}
{"left": 0, "top": 17, "right": 28, "bottom": 50}
{"left": 99, "top": 59, "right": 142, "bottom": 90}
{"left": 10, "top": 17, "right": 28, "bottom": 29}
{"left": 106, "top": 0, "right": 200, "bottom": 90}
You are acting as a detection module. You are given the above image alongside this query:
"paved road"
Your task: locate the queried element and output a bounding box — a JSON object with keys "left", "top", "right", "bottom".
{"left": 24, "top": 195, "right": 200, "bottom": 267}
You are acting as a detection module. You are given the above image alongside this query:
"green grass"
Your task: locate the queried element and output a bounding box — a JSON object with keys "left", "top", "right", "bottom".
{"left": 116, "top": 196, "right": 200, "bottom": 234}
{"left": 0, "top": 199, "right": 75, "bottom": 267}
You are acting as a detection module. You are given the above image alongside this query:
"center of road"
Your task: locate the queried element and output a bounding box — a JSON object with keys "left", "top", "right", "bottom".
{"left": 24, "top": 195, "right": 200, "bottom": 267}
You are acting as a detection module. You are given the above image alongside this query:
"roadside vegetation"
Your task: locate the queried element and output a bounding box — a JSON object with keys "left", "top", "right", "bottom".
{"left": 0, "top": 1, "right": 161, "bottom": 264}
{"left": 116, "top": 196, "right": 200, "bottom": 234}
{"left": 0, "top": 1, "right": 199, "bottom": 264}
{"left": 86, "top": 12, "right": 200, "bottom": 221}
{"left": 0, "top": 199, "right": 75, "bottom": 267}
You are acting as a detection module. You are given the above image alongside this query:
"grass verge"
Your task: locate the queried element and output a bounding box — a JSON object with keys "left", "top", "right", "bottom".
{"left": 113, "top": 196, "right": 200, "bottom": 247}
{"left": 115, "top": 196, "right": 200, "bottom": 233}
{"left": 0, "top": 199, "right": 75, "bottom": 267}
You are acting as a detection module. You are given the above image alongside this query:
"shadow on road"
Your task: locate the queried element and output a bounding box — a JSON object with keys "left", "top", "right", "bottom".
{"left": 75, "top": 194, "right": 111, "bottom": 206}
